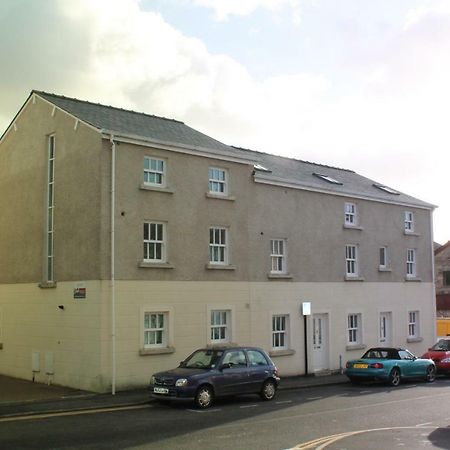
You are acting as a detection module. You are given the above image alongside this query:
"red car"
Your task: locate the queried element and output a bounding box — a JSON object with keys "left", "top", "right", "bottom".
{"left": 421, "top": 338, "right": 450, "bottom": 375}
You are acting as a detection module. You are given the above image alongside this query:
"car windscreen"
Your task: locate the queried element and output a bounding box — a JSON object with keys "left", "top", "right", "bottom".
{"left": 361, "top": 349, "right": 393, "bottom": 359}
{"left": 431, "top": 340, "right": 450, "bottom": 351}
{"left": 183, "top": 349, "right": 224, "bottom": 369}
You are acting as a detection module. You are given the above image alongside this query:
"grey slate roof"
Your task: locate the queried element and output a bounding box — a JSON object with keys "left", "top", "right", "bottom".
{"left": 34, "top": 91, "right": 433, "bottom": 209}
{"left": 34, "top": 91, "right": 249, "bottom": 159}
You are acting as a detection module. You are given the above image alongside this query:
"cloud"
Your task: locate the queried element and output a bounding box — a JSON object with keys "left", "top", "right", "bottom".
{"left": 193, "top": 0, "right": 302, "bottom": 24}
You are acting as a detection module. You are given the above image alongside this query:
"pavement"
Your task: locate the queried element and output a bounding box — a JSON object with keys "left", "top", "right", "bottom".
{"left": 0, "top": 371, "right": 349, "bottom": 418}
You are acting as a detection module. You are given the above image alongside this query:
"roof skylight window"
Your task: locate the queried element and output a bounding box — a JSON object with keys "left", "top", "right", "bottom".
{"left": 253, "top": 163, "right": 272, "bottom": 173}
{"left": 373, "top": 183, "right": 400, "bottom": 195}
{"left": 313, "top": 172, "right": 343, "bottom": 185}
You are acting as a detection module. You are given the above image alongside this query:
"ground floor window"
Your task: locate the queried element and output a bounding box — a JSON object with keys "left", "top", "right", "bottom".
{"left": 347, "top": 313, "right": 362, "bottom": 345}
{"left": 144, "top": 312, "right": 167, "bottom": 348}
{"left": 272, "top": 314, "right": 289, "bottom": 350}
{"left": 408, "top": 311, "right": 420, "bottom": 339}
{"left": 210, "top": 310, "right": 231, "bottom": 343}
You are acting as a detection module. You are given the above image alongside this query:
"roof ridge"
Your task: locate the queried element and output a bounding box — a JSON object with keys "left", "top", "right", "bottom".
{"left": 33, "top": 90, "right": 185, "bottom": 125}
{"left": 231, "top": 145, "right": 355, "bottom": 173}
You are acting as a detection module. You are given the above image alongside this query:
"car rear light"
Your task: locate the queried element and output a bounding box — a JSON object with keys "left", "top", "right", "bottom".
{"left": 370, "top": 363, "right": 384, "bottom": 369}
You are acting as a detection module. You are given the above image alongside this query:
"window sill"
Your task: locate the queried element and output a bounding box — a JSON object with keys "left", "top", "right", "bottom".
{"left": 344, "top": 276, "right": 365, "bottom": 281}
{"left": 343, "top": 224, "right": 363, "bottom": 230}
{"left": 269, "top": 349, "right": 295, "bottom": 357}
{"left": 346, "top": 344, "right": 366, "bottom": 351}
{"left": 405, "top": 277, "right": 422, "bottom": 282}
{"left": 139, "top": 346, "right": 175, "bottom": 356}
{"left": 38, "top": 281, "right": 57, "bottom": 289}
{"left": 205, "top": 264, "right": 236, "bottom": 270}
{"left": 406, "top": 337, "right": 423, "bottom": 343}
{"left": 404, "top": 231, "right": 420, "bottom": 237}
{"left": 267, "top": 273, "right": 293, "bottom": 280}
{"left": 139, "top": 262, "right": 174, "bottom": 269}
{"left": 378, "top": 267, "right": 392, "bottom": 272}
{"left": 205, "top": 193, "right": 236, "bottom": 201}
{"left": 139, "top": 184, "right": 174, "bottom": 194}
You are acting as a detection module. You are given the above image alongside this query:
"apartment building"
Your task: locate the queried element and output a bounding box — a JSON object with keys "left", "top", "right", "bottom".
{"left": 0, "top": 91, "right": 436, "bottom": 392}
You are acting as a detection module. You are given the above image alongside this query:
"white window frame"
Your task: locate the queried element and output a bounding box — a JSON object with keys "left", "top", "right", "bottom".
{"left": 209, "top": 226, "right": 228, "bottom": 265}
{"left": 406, "top": 248, "right": 416, "bottom": 278}
{"left": 345, "top": 245, "right": 359, "bottom": 277}
{"left": 143, "top": 312, "right": 168, "bottom": 348}
{"left": 344, "top": 202, "right": 357, "bottom": 226}
{"left": 209, "top": 309, "right": 231, "bottom": 343}
{"left": 379, "top": 312, "right": 392, "bottom": 345}
{"left": 379, "top": 246, "right": 389, "bottom": 270}
{"left": 270, "top": 239, "right": 287, "bottom": 274}
{"left": 347, "top": 313, "right": 362, "bottom": 345}
{"left": 144, "top": 157, "right": 165, "bottom": 187}
{"left": 272, "top": 314, "right": 289, "bottom": 350}
{"left": 143, "top": 222, "right": 166, "bottom": 263}
{"left": 208, "top": 167, "right": 228, "bottom": 196}
{"left": 404, "top": 211, "right": 414, "bottom": 233}
{"left": 408, "top": 310, "right": 420, "bottom": 339}
{"left": 46, "top": 134, "right": 56, "bottom": 283}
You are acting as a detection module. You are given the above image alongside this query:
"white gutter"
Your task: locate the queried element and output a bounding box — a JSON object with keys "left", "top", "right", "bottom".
{"left": 110, "top": 135, "right": 117, "bottom": 395}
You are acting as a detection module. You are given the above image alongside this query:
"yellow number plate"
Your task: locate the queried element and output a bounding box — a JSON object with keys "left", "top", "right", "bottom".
{"left": 353, "top": 363, "right": 368, "bottom": 369}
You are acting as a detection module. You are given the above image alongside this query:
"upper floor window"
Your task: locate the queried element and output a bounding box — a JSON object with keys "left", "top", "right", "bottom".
{"left": 144, "top": 157, "right": 165, "bottom": 187}
{"left": 347, "top": 313, "right": 362, "bottom": 345}
{"left": 143, "top": 222, "right": 166, "bottom": 263}
{"left": 344, "top": 202, "right": 357, "bottom": 226}
{"left": 208, "top": 167, "right": 227, "bottom": 195}
{"left": 404, "top": 211, "right": 414, "bottom": 233}
{"left": 379, "top": 246, "right": 389, "bottom": 270}
{"left": 345, "top": 245, "right": 359, "bottom": 277}
{"left": 270, "top": 239, "right": 287, "bottom": 274}
{"left": 406, "top": 248, "right": 416, "bottom": 278}
{"left": 444, "top": 271, "right": 450, "bottom": 286}
{"left": 209, "top": 227, "right": 228, "bottom": 265}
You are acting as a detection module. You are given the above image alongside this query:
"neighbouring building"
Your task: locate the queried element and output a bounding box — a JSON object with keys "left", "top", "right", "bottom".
{"left": 0, "top": 91, "right": 437, "bottom": 392}
{"left": 435, "top": 241, "right": 450, "bottom": 317}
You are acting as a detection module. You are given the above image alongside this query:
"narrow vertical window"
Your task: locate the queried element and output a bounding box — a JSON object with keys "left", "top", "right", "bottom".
{"left": 270, "top": 239, "right": 287, "bottom": 274}
{"left": 379, "top": 246, "right": 389, "bottom": 270}
{"left": 406, "top": 249, "right": 416, "bottom": 277}
{"left": 344, "top": 202, "right": 357, "bottom": 226}
{"left": 345, "top": 245, "right": 358, "bottom": 277}
{"left": 46, "top": 135, "right": 55, "bottom": 282}
{"left": 404, "top": 211, "right": 414, "bottom": 232}
{"left": 209, "top": 227, "right": 228, "bottom": 264}
{"left": 143, "top": 222, "right": 165, "bottom": 262}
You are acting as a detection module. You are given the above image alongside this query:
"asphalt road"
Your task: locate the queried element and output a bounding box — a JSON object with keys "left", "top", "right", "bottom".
{"left": 1, "top": 378, "right": 450, "bottom": 450}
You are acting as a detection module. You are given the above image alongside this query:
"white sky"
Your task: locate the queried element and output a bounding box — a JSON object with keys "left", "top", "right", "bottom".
{"left": 1, "top": 0, "right": 448, "bottom": 243}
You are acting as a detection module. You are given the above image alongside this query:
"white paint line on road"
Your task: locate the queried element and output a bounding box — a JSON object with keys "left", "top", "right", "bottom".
{"left": 306, "top": 397, "right": 323, "bottom": 401}
{"left": 358, "top": 390, "right": 373, "bottom": 394}
{"left": 276, "top": 400, "right": 293, "bottom": 405}
{"left": 239, "top": 404, "right": 258, "bottom": 409}
{"left": 186, "top": 408, "right": 222, "bottom": 413}
{"left": 416, "top": 422, "right": 433, "bottom": 427}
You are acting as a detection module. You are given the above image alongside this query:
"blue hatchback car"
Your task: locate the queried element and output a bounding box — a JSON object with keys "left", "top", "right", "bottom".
{"left": 150, "top": 346, "right": 280, "bottom": 408}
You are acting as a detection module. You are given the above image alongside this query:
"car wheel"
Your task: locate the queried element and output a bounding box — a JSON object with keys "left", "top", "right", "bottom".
{"left": 260, "top": 379, "right": 277, "bottom": 401}
{"left": 425, "top": 365, "right": 436, "bottom": 383}
{"left": 194, "top": 385, "right": 213, "bottom": 409}
{"left": 388, "top": 367, "right": 401, "bottom": 387}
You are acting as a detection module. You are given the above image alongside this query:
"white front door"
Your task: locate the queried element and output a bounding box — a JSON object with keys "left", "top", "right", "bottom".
{"left": 312, "top": 313, "right": 329, "bottom": 372}
{"left": 379, "top": 312, "right": 392, "bottom": 345}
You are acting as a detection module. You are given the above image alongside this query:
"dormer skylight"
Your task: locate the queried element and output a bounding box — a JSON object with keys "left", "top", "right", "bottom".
{"left": 313, "top": 172, "right": 343, "bottom": 185}
{"left": 373, "top": 183, "right": 400, "bottom": 195}
{"left": 253, "top": 163, "right": 272, "bottom": 173}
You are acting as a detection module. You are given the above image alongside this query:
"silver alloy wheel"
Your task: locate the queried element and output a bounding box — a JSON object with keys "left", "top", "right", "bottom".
{"left": 261, "top": 380, "right": 276, "bottom": 400}
{"left": 195, "top": 386, "right": 213, "bottom": 408}
{"left": 389, "top": 368, "right": 401, "bottom": 386}
{"left": 426, "top": 365, "right": 436, "bottom": 382}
